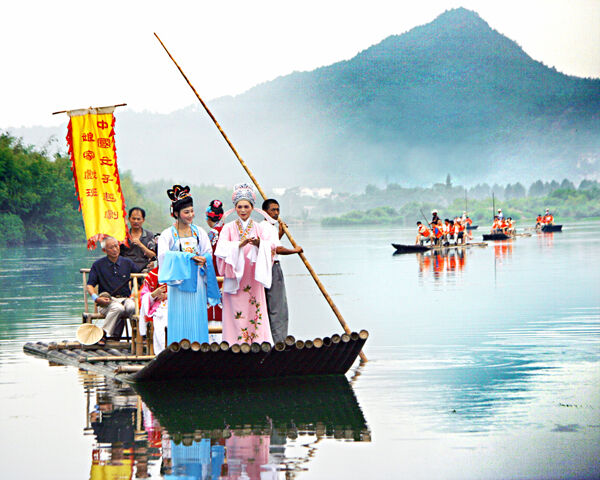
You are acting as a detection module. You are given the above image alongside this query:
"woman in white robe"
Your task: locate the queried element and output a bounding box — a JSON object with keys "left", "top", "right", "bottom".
{"left": 215, "top": 184, "right": 275, "bottom": 344}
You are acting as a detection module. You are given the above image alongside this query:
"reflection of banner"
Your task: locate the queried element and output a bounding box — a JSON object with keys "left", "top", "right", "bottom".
{"left": 66, "top": 107, "right": 127, "bottom": 248}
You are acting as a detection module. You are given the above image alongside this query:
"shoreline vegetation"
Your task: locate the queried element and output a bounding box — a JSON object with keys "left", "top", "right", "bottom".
{"left": 1, "top": 132, "right": 598, "bottom": 246}
{"left": 321, "top": 188, "right": 600, "bottom": 227}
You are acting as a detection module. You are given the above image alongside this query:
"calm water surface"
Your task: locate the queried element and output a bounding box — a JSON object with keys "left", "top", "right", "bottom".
{"left": 1, "top": 222, "right": 599, "bottom": 479}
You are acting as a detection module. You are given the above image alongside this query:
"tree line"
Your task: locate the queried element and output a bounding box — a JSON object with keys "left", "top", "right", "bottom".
{"left": 322, "top": 185, "right": 600, "bottom": 226}
{"left": 1, "top": 132, "right": 598, "bottom": 245}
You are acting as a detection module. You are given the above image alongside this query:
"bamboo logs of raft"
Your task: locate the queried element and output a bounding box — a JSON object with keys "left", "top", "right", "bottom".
{"left": 24, "top": 331, "right": 369, "bottom": 381}
{"left": 129, "top": 331, "right": 369, "bottom": 381}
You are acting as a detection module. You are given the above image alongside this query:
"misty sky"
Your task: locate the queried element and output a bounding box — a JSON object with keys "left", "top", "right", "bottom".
{"left": 1, "top": 0, "right": 599, "bottom": 128}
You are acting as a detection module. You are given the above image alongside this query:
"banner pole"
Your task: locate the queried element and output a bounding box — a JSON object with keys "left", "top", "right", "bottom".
{"left": 52, "top": 103, "right": 127, "bottom": 116}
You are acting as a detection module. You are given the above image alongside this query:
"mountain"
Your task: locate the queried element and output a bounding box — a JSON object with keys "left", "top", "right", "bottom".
{"left": 7, "top": 8, "right": 600, "bottom": 190}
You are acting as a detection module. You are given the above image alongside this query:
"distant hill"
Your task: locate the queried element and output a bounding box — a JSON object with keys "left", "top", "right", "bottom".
{"left": 8, "top": 8, "right": 600, "bottom": 190}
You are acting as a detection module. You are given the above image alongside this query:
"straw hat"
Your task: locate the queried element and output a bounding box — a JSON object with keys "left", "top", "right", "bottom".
{"left": 77, "top": 323, "right": 104, "bottom": 345}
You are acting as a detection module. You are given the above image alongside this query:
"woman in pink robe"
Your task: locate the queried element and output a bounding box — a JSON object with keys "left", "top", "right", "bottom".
{"left": 215, "top": 184, "right": 275, "bottom": 344}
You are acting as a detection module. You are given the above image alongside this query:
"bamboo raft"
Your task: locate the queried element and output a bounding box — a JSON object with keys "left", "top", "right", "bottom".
{"left": 392, "top": 242, "right": 487, "bottom": 254}
{"left": 23, "top": 331, "right": 368, "bottom": 383}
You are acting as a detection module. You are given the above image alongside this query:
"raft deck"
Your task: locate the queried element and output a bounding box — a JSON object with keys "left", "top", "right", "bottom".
{"left": 23, "top": 331, "right": 368, "bottom": 383}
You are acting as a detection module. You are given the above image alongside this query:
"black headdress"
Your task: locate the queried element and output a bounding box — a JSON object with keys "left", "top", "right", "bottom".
{"left": 167, "top": 184, "right": 193, "bottom": 217}
{"left": 206, "top": 199, "right": 224, "bottom": 222}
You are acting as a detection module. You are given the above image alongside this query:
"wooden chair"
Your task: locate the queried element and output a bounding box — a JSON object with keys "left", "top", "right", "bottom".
{"left": 80, "top": 269, "right": 147, "bottom": 354}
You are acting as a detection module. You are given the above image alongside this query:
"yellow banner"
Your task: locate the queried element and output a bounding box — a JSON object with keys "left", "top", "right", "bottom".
{"left": 67, "top": 109, "right": 127, "bottom": 248}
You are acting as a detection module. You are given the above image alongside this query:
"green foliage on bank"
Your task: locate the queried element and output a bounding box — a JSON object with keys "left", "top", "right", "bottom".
{"left": 0, "top": 132, "right": 235, "bottom": 246}
{"left": 0, "top": 133, "right": 85, "bottom": 246}
{"left": 321, "top": 186, "right": 600, "bottom": 226}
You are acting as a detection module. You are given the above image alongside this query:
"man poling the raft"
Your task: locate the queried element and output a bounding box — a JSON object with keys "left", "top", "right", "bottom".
{"left": 153, "top": 33, "right": 367, "bottom": 362}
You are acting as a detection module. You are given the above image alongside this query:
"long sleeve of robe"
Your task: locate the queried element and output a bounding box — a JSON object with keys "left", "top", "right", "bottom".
{"left": 157, "top": 224, "right": 219, "bottom": 344}
{"left": 215, "top": 219, "right": 275, "bottom": 344}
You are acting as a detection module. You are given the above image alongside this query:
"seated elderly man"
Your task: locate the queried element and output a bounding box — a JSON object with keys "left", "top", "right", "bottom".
{"left": 86, "top": 236, "right": 143, "bottom": 342}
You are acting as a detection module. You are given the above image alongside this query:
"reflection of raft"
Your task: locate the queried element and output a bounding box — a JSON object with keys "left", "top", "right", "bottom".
{"left": 392, "top": 242, "right": 487, "bottom": 254}
{"left": 541, "top": 224, "right": 562, "bottom": 232}
{"left": 134, "top": 375, "right": 370, "bottom": 440}
{"left": 23, "top": 331, "right": 368, "bottom": 382}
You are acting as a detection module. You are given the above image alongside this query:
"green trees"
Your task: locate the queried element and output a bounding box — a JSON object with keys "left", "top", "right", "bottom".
{"left": 0, "top": 133, "right": 84, "bottom": 246}
{"left": 321, "top": 180, "right": 600, "bottom": 226}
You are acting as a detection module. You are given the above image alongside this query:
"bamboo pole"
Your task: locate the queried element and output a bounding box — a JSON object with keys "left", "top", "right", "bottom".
{"left": 153, "top": 33, "right": 366, "bottom": 362}
{"left": 83, "top": 355, "right": 155, "bottom": 362}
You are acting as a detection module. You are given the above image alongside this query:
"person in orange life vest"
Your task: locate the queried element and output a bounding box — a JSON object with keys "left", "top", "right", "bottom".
{"left": 536, "top": 214, "right": 543, "bottom": 228}
{"left": 433, "top": 220, "right": 444, "bottom": 246}
{"left": 442, "top": 219, "right": 451, "bottom": 246}
{"left": 464, "top": 215, "right": 473, "bottom": 238}
{"left": 500, "top": 217, "right": 508, "bottom": 232}
{"left": 456, "top": 218, "right": 466, "bottom": 244}
{"left": 415, "top": 221, "right": 431, "bottom": 245}
{"left": 543, "top": 209, "right": 554, "bottom": 225}
{"left": 491, "top": 216, "right": 501, "bottom": 233}
{"left": 448, "top": 220, "right": 456, "bottom": 244}
{"left": 505, "top": 217, "right": 515, "bottom": 235}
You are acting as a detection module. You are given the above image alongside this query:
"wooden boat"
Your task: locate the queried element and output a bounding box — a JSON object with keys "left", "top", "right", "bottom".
{"left": 23, "top": 331, "right": 368, "bottom": 382}
{"left": 541, "top": 224, "right": 562, "bottom": 232}
{"left": 482, "top": 232, "right": 512, "bottom": 241}
{"left": 392, "top": 242, "right": 487, "bottom": 254}
{"left": 466, "top": 224, "right": 478, "bottom": 230}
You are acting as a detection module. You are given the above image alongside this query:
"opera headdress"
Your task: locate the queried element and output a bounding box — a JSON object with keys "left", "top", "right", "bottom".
{"left": 167, "top": 184, "right": 193, "bottom": 217}
{"left": 232, "top": 183, "right": 256, "bottom": 206}
{"left": 206, "top": 199, "right": 224, "bottom": 221}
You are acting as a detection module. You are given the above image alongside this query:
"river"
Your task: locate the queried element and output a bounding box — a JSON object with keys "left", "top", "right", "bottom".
{"left": 1, "top": 222, "right": 599, "bottom": 479}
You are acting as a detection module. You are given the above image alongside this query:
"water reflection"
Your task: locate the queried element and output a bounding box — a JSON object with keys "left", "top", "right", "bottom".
{"left": 416, "top": 250, "right": 466, "bottom": 279}
{"left": 81, "top": 373, "right": 370, "bottom": 479}
{"left": 537, "top": 231, "right": 554, "bottom": 248}
{"left": 493, "top": 240, "right": 513, "bottom": 261}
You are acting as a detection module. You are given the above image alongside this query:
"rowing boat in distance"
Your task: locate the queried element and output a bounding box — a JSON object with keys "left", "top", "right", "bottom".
{"left": 540, "top": 224, "right": 562, "bottom": 232}
{"left": 466, "top": 224, "right": 478, "bottom": 230}
{"left": 392, "top": 242, "right": 487, "bottom": 254}
{"left": 482, "top": 232, "right": 512, "bottom": 241}
{"left": 482, "top": 231, "right": 533, "bottom": 241}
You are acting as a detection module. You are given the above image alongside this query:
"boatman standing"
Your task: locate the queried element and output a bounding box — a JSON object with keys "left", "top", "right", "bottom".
{"left": 260, "top": 199, "right": 303, "bottom": 344}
